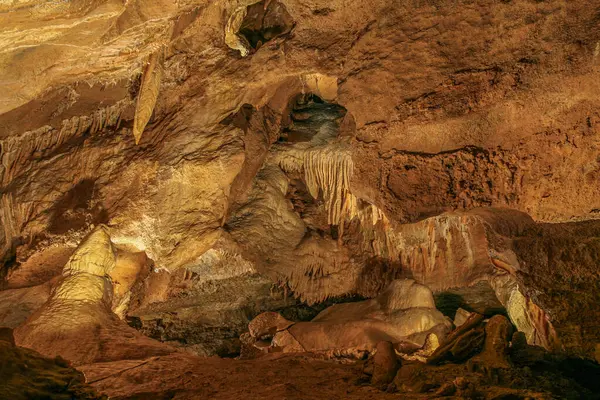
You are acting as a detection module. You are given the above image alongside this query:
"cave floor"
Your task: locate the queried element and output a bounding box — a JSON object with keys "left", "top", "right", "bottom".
{"left": 81, "top": 353, "right": 397, "bottom": 400}
{"left": 80, "top": 352, "right": 552, "bottom": 400}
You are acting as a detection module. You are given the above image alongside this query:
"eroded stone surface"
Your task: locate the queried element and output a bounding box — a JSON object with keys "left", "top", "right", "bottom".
{"left": 243, "top": 279, "right": 452, "bottom": 356}
{"left": 13, "top": 227, "right": 175, "bottom": 365}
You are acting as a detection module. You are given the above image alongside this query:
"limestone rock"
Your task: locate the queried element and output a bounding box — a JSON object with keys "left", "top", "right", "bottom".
{"left": 272, "top": 330, "right": 304, "bottom": 353}
{"left": 62, "top": 226, "right": 115, "bottom": 277}
{"left": 371, "top": 341, "right": 400, "bottom": 387}
{"left": 133, "top": 49, "right": 164, "bottom": 145}
{"left": 248, "top": 311, "right": 294, "bottom": 339}
{"left": 449, "top": 328, "right": 486, "bottom": 362}
{"left": 454, "top": 308, "right": 472, "bottom": 328}
{"left": 479, "top": 315, "right": 513, "bottom": 368}
{"left": 1, "top": 0, "right": 600, "bottom": 369}
{"left": 378, "top": 280, "right": 436, "bottom": 311}
{"left": 398, "top": 333, "right": 440, "bottom": 363}
{"left": 427, "top": 313, "right": 485, "bottom": 365}
{"left": 271, "top": 280, "right": 451, "bottom": 354}
{"left": 239, "top": 332, "right": 265, "bottom": 359}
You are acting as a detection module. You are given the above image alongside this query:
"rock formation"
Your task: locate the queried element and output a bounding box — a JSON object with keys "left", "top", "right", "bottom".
{"left": 13, "top": 226, "right": 174, "bottom": 365}
{"left": 1, "top": 0, "right": 600, "bottom": 398}
{"left": 242, "top": 279, "right": 452, "bottom": 356}
{"left": 0, "top": 328, "right": 105, "bottom": 400}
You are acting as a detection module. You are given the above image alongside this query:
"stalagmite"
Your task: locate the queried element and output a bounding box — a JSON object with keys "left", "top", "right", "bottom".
{"left": 13, "top": 226, "right": 173, "bottom": 365}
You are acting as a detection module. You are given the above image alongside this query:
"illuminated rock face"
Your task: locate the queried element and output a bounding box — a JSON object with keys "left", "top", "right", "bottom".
{"left": 13, "top": 226, "right": 173, "bottom": 366}
{"left": 245, "top": 279, "right": 451, "bottom": 355}
{"left": 1, "top": 0, "right": 600, "bottom": 364}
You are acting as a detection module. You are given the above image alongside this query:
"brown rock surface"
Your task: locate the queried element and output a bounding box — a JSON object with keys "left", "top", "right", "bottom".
{"left": 0, "top": 329, "right": 106, "bottom": 400}
{"left": 1, "top": 0, "right": 600, "bottom": 398}
{"left": 371, "top": 341, "right": 400, "bottom": 387}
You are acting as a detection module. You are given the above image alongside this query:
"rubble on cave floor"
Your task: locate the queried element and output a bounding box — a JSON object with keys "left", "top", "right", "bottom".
{"left": 359, "top": 313, "right": 600, "bottom": 400}
{"left": 235, "top": 280, "right": 600, "bottom": 400}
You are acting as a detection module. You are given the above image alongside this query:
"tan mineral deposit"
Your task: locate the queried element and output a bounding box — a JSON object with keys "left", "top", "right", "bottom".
{"left": 1, "top": 1, "right": 599, "bottom": 399}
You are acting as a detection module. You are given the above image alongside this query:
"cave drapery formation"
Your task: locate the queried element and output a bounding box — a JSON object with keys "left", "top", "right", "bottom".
{"left": 1, "top": 0, "right": 600, "bottom": 398}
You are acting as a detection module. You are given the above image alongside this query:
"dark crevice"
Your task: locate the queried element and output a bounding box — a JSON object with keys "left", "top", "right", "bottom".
{"left": 279, "top": 93, "right": 346, "bottom": 143}
{"left": 0, "top": 237, "right": 24, "bottom": 289}
{"left": 220, "top": 103, "right": 254, "bottom": 131}
{"left": 434, "top": 281, "right": 508, "bottom": 320}
{"left": 238, "top": 0, "right": 294, "bottom": 50}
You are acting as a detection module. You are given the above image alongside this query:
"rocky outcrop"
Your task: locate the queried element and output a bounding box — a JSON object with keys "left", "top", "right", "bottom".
{"left": 13, "top": 226, "right": 174, "bottom": 365}
{"left": 385, "top": 314, "right": 600, "bottom": 399}
{"left": 243, "top": 279, "right": 452, "bottom": 356}
{"left": 0, "top": 328, "right": 106, "bottom": 400}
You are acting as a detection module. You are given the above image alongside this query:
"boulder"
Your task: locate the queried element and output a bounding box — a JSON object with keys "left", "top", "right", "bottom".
{"left": 398, "top": 332, "right": 440, "bottom": 363}
{"left": 427, "top": 312, "right": 485, "bottom": 365}
{"left": 454, "top": 308, "right": 472, "bottom": 328}
{"left": 479, "top": 315, "right": 513, "bottom": 368}
{"left": 449, "top": 328, "right": 485, "bottom": 362}
{"left": 371, "top": 341, "right": 400, "bottom": 387}
{"left": 248, "top": 311, "right": 294, "bottom": 338}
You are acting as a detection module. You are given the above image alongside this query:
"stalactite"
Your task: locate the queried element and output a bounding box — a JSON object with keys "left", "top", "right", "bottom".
{"left": 267, "top": 142, "right": 401, "bottom": 303}
{"left": 263, "top": 140, "right": 403, "bottom": 304}
{"left": 0, "top": 100, "right": 127, "bottom": 187}
{"left": 133, "top": 48, "right": 164, "bottom": 144}
{"left": 0, "top": 101, "right": 126, "bottom": 255}
{"left": 0, "top": 192, "right": 38, "bottom": 264}
{"left": 0, "top": 194, "right": 17, "bottom": 257}
{"left": 303, "top": 147, "right": 352, "bottom": 225}
{"left": 275, "top": 144, "right": 388, "bottom": 229}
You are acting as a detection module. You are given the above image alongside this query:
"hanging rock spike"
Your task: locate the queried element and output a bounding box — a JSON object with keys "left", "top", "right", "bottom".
{"left": 133, "top": 48, "right": 164, "bottom": 145}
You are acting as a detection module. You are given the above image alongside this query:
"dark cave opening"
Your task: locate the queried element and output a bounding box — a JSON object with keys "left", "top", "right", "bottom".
{"left": 434, "top": 281, "right": 508, "bottom": 320}
{"left": 279, "top": 93, "right": 347, "bottom": 143}
{"left": 238, "top": 0, "right": 295, "bottom": 50}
